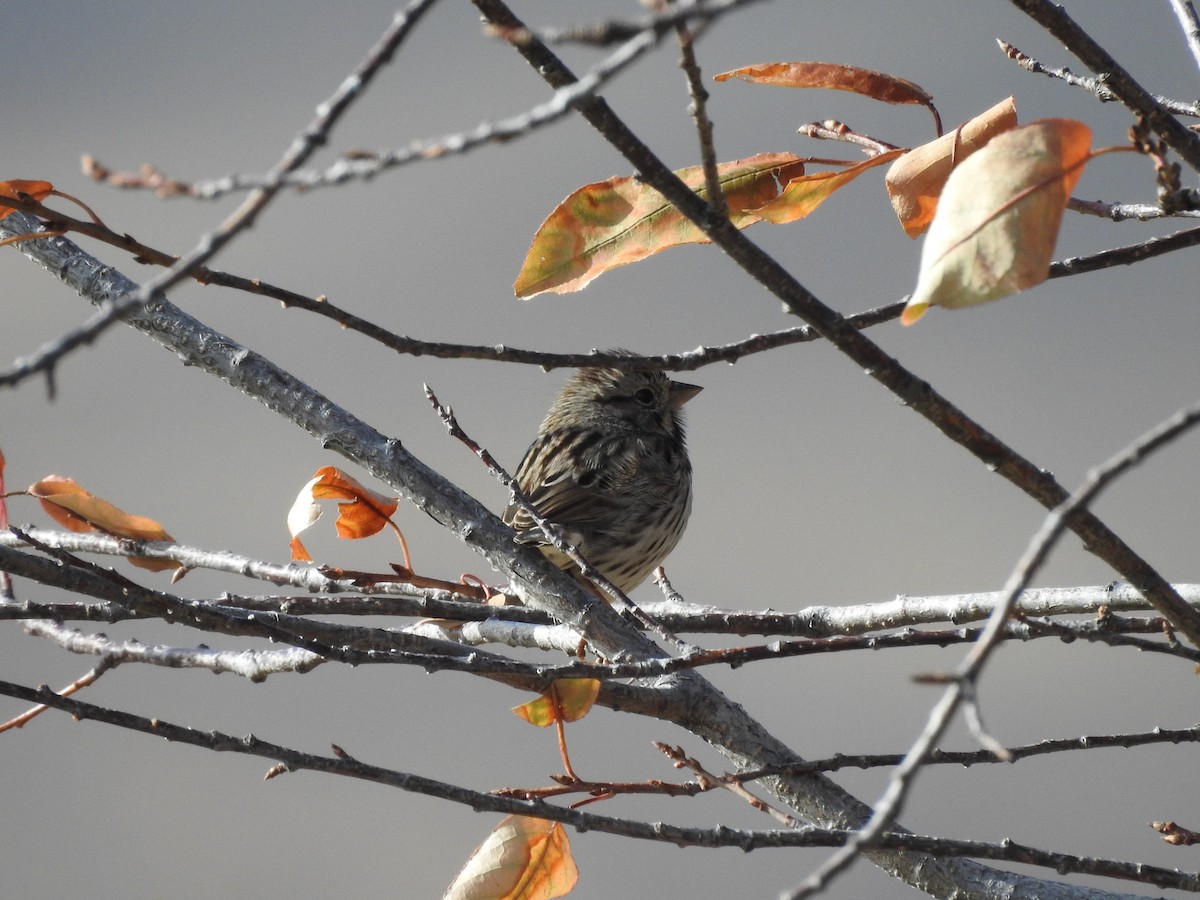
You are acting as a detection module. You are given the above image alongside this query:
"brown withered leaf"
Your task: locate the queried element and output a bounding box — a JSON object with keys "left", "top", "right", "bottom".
{"left": 28, "top": 475, "right": 178, "bottom": 572}
{"left": 715, "top": 62, "right": 940, "bottom": 132}
{"left": 886, "top": 97, "right": 1019, "bottom": 237}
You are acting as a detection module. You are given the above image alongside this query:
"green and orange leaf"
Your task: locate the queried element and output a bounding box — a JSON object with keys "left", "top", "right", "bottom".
{"left": 886, "top": 97, "right": 1019, "bottom": 237}
{"left": 513, "top": 153, "right": 807, "bottom": 297}
{"left": 442, "top": 815, "right": 578, "bottom": 900}
{"left": 27, "top": 475, "right": 177, "bottom": 572}
{"left": 512, "top": 679, "right": 601, "bottom": 727}
{"left": 903, "top": 118, "right": 1092, "bottom": 324}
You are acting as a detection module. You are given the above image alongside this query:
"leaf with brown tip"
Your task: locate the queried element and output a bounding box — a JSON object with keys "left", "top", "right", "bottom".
{"left": 902, "top": 119, "right": 1092, "bottom": 324}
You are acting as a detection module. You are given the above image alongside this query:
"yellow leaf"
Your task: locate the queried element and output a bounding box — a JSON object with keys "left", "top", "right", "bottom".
{"left": 513, "top": 154, "right": 807, "bottom": 297}
{"left": 443, "top": 816, "right": 578, "bottom": 900}
{"left": 512, "top": 679, "right": 601, "bottom": 727}
{"left": 886, "top": 97, "right": 1019, "bottom": 237}
{"left": 751, "top": 150, "right": 904, "bottom": 224}
{"left": 903, "top": 119, "right": 1092, "bottom": 324}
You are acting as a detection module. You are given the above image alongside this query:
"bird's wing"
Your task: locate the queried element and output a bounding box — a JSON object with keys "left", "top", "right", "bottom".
{"left": 503, "top": 433, "right": 630, "bottom": 542}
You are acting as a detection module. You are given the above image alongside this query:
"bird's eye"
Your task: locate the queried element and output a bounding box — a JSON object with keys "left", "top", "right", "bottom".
{"left": 634, "top": 387, "right": 656, "bottom": 406}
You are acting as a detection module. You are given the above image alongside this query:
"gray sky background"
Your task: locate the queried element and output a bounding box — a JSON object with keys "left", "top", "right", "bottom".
{"left": 3, "top": 2, "right": 1199, "bottom": 897}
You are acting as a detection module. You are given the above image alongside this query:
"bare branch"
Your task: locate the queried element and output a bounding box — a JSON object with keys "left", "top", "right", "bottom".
{"left": 0, "top": 678, "right": 1190, "bottom": 895}
{"left": 1008, "top": 0, "right": 1200, "bottom": 167}
{"left": 1167, "top": 0, "right": 1200, "bottom": 75}
{"left": 997, "top": 39, "right": 1200, "bottom": 117}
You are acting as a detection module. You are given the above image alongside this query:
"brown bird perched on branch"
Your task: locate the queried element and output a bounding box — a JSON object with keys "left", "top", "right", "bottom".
{"left": 503, "top": 354, "right": 701, "bottom": 594}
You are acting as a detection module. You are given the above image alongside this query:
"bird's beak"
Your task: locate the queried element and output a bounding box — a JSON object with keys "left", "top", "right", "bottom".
{"left": 668, "top": 380, "right": 703, "bottom": 408}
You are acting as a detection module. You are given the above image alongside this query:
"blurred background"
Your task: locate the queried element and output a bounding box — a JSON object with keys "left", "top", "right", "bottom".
{"left": 2, "top": 1, "right": 1198, "bottom": 897}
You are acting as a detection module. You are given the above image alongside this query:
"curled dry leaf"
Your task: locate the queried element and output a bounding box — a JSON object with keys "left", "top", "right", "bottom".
{"left": 443, "top": 815, "right": 578, "bottom": 900}
{"left": 886, "top": 97, "right": 1019, "bottom": 237}
{"left": 287, "top": 465, "right": 401, "bottom": 562}
{"left": 512, "top": 679, "right": 601, "bottom": 727}
{"left": 903, "top": 118, "right": 1092, "bottom": 324}
{"left": 714, "top": 62, "right": 940, "bottom": 133}
{"left": 513, "top": 153, "right": 807, "bottom": 297}
{"left": 27, "top": 475, "right": 177, "bottom": 572}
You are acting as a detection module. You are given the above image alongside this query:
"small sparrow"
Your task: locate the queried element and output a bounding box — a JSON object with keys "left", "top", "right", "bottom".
{"left": 503, "top": 353, "right": 701, "bottom": 593}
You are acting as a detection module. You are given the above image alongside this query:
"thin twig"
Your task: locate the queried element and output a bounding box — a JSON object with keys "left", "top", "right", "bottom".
{"left": 1168, "top": 0, "right": 1200, "bottom": 72}
{"left": 504, "top": 0, "right": 764, "bottom": 47}
{"left": 736, "top": 723, "right": 1200, "bottom": 782}
{"left": 1007, "top": 0, "right": 1200, "bottom": 165}
{"left": 672, "top": 4, "right": 727, "bottom": 221}
{"left": 658, "top": 742, "right": 802, "bottom": 828}
{"left": 0, "top": 657, "right": 116, "bottom": 732}
{"left": 798, "top": 120, "right": 902, "bottom": 156}
{"left": 0, "top": 677, "right": 1192, "bottom": 893}
{"left": 97, "top": 20, "right": 661, "bottom": 202}
{"left": 998, "top": 38, "right": 1200, "bottom": 117}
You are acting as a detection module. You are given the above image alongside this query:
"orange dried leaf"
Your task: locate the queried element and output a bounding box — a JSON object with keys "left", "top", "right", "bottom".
{"left": 311, "top": 466, "right": 399, "bottom": 539}
{"left": 903, "top": 118, "right": 1092, "bottom": 324}
{"left": 0, "top": 179, "right": 54, "bottom": 221}
{"left": 715, "top": 61, "right": 934, "bottom": 108}
{"left": 29, "top": 476, "right": 173, "bottom": 540}
{"left": 512, "top": 679, "right": 601, "bottom": 727}
{"left": 443, "top": 815, "right": 578, "bottom": 900}
{"left": 514, "top": 153, "right": 807, "bottom": 297}
{"left": 287, "top": 467, "right": 402, "bottom": 562}
{"left": 288, "top": 535, "right": 314, "bottom": 563}
{"left": 886, "top": 97, "right": 1019, "bottom": 237}
{"left": 27, "top": 475, "right": 177, "bottom": 572}
{"left": 751, "top": 150, "right": 904, "bottom": 224}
